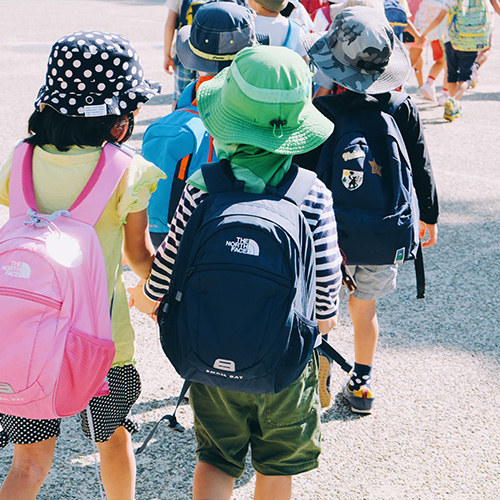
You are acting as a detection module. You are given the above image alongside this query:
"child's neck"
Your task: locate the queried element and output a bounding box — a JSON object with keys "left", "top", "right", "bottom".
{"left": 254, "top": 5, "right": 281, "bottom": 17}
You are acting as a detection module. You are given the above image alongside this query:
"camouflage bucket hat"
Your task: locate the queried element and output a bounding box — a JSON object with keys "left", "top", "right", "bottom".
{"left": 196, "top": 45, "right": 334, "bottom": 155}
{"left": 304, "top": 6, "right": 411, "bottom": 94}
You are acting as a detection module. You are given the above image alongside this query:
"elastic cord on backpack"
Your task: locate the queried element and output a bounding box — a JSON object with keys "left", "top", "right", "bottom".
{"left": 136, "top": 380, "right": 189, "bottom": 455}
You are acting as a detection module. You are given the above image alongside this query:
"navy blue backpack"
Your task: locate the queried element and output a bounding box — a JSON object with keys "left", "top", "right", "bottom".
{"left": 314, "top": 91, "right": 420, "bottom": 267}
{"left": 157, "top": 160, "right": 319, "bottom": 394}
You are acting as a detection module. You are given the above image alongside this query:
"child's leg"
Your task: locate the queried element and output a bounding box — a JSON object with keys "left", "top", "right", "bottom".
{"left": 409, "top": 47, "right": 424, "bottom": 87}
{"left": 349, "top": 296, "right": 378, "bottom": 366}
{"left": 0, "top": 437, "right": 56, "bottom": 500}
{"left": 80, "top": 365, "right": 141, "bottom": 500}
{"left": 95, "top": 426, "right": 136, "bottom": 500}
{"left": 475, "top": 45, "right": 490, "bottom": 68}
{"left": 254, "top": 472, "right": 292, "bottom": 500}
{"left": 192, "top": 461, "right": 235, "bottom": 500}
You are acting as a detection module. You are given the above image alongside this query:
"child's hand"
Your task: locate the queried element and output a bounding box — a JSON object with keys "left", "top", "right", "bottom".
{"left": 419, "top": 221, "right": 438, "bottom": 248}
{"left": 164, "top": 55, "right": 175, "bottom": 74}
{"left": 128, "top": 280, "right": 158, "bottom": 318}
{"left": 318, "top": 316, "right": 337, "bottom": 335}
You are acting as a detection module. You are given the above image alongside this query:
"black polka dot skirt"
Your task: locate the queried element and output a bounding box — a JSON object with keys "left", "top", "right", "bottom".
{"left": 0, "top": 364, "right": 141, "bottom": 445}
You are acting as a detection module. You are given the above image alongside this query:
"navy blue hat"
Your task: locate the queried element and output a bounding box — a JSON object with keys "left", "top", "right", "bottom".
{"left": 35, "top": 31, "right": 161, "bottom": 117}
{"left": 176, "top": 2, "right": 269, "bottom": 74}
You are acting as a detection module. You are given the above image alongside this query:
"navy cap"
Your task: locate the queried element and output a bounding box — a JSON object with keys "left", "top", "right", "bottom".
{"left": 176, "top": 2, "right": 269, "bottom": 74}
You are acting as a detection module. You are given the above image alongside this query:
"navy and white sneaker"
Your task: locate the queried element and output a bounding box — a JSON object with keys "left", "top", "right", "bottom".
{"left": 342, "top": 379, "right": 375, "bottom": 414}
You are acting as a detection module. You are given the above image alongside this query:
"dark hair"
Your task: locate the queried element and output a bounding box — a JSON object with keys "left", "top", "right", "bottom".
{"left": 25, "top": 106, "right": 131, "bottom": 151}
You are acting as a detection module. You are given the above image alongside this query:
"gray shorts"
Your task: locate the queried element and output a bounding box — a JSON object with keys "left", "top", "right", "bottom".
{"left": 344, "top": 264, "right": 398, "bottom": 301}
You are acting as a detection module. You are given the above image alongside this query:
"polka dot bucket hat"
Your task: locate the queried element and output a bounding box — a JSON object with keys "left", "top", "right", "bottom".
{"left": 35, "top": 31, "right": 161, "bottom": 117}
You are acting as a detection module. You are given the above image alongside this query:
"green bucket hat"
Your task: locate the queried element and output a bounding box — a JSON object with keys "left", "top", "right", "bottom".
{"left": 196, "top": 45, "right": 334, "bottom": 155}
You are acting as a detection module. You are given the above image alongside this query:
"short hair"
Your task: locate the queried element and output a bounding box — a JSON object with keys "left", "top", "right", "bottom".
{"left": 25, "top": 106, "right": 125, "bottom": 152}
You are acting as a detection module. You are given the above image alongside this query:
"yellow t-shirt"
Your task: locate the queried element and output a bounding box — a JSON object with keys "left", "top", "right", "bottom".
{"left": 0, "top": 144, "right": 165, "bottom": 366}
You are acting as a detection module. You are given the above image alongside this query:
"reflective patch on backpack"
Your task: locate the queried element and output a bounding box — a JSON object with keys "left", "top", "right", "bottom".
{"left": 342, "top": 169, "right": 364, "bottom": 191}
{"left": 342, "top": 150, "right": 365, "bottom": 162}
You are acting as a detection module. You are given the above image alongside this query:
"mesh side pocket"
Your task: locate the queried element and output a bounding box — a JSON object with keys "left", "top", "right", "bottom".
{"left": 55, "top": 330, "right": 115, "bottom": 417}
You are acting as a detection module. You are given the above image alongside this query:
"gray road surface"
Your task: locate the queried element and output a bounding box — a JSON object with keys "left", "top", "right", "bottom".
{"left": 1, "top": 1, "right": 499, "bottom": 498}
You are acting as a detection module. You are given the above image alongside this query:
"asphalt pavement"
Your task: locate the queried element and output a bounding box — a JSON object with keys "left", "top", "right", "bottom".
{"left": 1, "top": 1, "right": 500, "bottom": 499}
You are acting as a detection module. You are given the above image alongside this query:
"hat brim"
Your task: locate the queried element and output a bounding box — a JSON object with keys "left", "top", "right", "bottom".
{"left": 196, "top": 67, "right": 334, "bottom": 155}
{"left": 35, "top": 78, "right": 161, "bottom": 117}
{"left": 304, "top": 31, "right": 412, "bottom": 94}
{"left": 177, "top": 25, "right": 269, "bottom": 74}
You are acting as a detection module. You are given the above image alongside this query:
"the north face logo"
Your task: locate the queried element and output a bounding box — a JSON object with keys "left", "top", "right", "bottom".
{"left": 2, "top": 261, "right": 31, "bottom": 279}
{"left": 226, "top": 237, "right": 260, "bottom": 256}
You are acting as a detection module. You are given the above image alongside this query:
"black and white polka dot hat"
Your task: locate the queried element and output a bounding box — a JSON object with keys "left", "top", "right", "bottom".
{"left": 35, "top": 31, "right": 161, "bottom": 117}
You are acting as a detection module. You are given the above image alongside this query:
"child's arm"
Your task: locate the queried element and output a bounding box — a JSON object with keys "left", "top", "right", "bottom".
{"left": 123, "top": 208, "right": 155, "bottom": 279}
{"left": 129, "top": 185, "right": 207, "bottom": 316}
{"left": 419, "top": 221, "right": 438, "bottom": 248}
{"left": 164, "top": 9, "right": 178, "bottom": 74}
{"left": 490, "top": 0, "right": 500, "bottom": 17}
{"left": 318, "top": 317, "right": 337, "bottom": 334}
{"left": 420, "top": 8, "right": 447, "bottom": 39}
{"left": 404, "top": 18, "right": 422, "bottom": 39}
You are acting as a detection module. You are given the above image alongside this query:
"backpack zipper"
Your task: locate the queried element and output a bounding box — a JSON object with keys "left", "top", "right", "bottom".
{"left": 0, "top": 287, "right": 62, "bottom": 309}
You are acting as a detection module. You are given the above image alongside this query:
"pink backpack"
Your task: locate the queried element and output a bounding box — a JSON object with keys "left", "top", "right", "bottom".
{"left": 0, "top": 142, "right": 131, "bottom": 419}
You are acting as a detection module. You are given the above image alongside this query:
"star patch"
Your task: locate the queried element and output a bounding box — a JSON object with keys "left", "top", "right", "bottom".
{"left": 369, "top": 160, "right": 383, "bottom": 177}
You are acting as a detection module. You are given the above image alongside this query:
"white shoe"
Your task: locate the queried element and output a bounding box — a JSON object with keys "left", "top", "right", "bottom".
{"left": 437, "top": 91, "right": 450, "bottom": 106}
{"left": 420, "top": 83, "right": 436, "bottom": 102}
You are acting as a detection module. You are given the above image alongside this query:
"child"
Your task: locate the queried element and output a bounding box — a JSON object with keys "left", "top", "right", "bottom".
{"left": 0, "top": 31, "right": 164, "bottom": 500}
{"left": 414, "top": 0, "right": 448, "bottom": 102}
{"left": 144, "top": 1, "right": 267, "bottom": 247}
{"left": 163, "top": 0, "right": 198, "bottom": 107}
{"left": 298, "top": 6, "right": 439, "bottom": 413}
{"left": 419, "top": 0, "right": 500, "bottom": 120}
{"left": 130, "top": 45, "right": 343, "bottom": 500}
{"left": 310, "top": 0, "right": 385, "bottom": 99}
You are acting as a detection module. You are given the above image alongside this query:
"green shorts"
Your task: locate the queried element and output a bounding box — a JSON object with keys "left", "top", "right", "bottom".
{"left": 189, "top": 354, "right": 321, "bottom": 478}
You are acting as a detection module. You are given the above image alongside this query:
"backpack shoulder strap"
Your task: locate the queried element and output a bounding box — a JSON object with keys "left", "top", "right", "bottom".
{"left": 9, "top": 142, "right": 130, "bottom": 226}
{"left": 69, "top": 142, "right": 132, "bottom": 226}
{"left": 283, "top": 18, "right": 302, "bottom": 49}
{"left": 386, "top": 91, "right": 409, "bottom": 116}
{"left": 268, "top": 164, "right": 317, "bottom": 206}
{"left": 383, "top": 92, "right": 412, "bottom": 168}
{"left": 9, "top": 141, "right": 37, "bottom": 218}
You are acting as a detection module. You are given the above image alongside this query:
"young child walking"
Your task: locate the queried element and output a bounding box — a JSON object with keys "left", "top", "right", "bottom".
{"left": 419, "top": 0, "right": 500, "bottom": 120}
{"left": 130, "top": 45, "right": 343, "bottom": 500}
{"left": 0, "top": 31, "right": 164, "bottom": 500}
{"left": 297, "top": 6, "right": 439, "bottom": 413}
{"left": 144, "top": 1, "right": 268, "bottom": 247}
